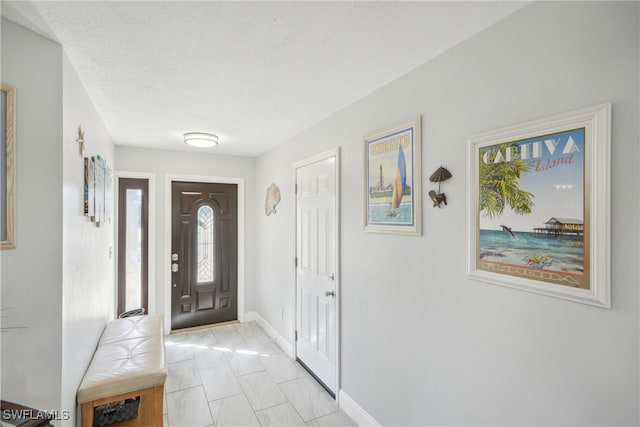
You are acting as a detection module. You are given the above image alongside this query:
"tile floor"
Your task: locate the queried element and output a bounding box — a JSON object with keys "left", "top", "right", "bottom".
{"left": 163, "top": 321, "right": 354, "bottom": 427}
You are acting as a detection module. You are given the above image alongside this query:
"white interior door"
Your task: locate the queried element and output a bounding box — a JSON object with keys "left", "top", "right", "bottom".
{"left": 295, "top": 152, "right": 338, "bottom": 394}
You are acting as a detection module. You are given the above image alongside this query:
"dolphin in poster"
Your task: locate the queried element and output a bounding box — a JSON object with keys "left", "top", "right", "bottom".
{"left": 500, "top": 225, "right": 518, "bottom": 240}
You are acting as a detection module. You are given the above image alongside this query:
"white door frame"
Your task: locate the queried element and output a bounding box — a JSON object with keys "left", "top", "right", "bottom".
{"left": 114, "top": 171, "right": 157, "bottom": 318}
{"left": 164, "top": 174, "right": 246, "bottom": 334}
{"left": 292, "top": 148, "right": 341, "bottom": 401}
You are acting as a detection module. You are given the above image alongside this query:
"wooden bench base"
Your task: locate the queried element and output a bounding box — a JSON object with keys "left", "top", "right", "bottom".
{"left": 80, "top": 385, "right": 164, "bottom": 427}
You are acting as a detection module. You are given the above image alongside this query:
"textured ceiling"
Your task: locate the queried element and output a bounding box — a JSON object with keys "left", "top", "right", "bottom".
{"left": 2, "top": 1, "right": 528, "bottom": 156}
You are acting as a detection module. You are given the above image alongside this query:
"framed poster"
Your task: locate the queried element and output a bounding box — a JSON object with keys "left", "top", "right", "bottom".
{"left": 364, "top": 117, "right": 421, "bottom": 235}
{"left": 467, "top": 103, "right": 611, "bottom": 308}
{"left": 1, "top": 83, "right": 16, "bottom": 249}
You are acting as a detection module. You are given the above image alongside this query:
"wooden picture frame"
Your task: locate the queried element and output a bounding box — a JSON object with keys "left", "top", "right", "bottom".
{"left": 467, "top": 103, "right": 611, "bottom": 308}
{"left": 364, "top": 117, "right": 422, "bottom": 236}
{"left": 1, "top": 83, "right": 16, "bottom": 249}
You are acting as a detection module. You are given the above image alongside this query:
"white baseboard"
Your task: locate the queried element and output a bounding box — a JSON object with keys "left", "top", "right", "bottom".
{"left": 243, "top": 311, "right": 258, "bottom": 322}
{"left": 243, "top": 311, "right": 294, "bottom": 357}
{"left": 339, "top": 389, "right": 381, "bottom": 427}
{"left": 244, "top": 313, "right": 377, "bottom": 426}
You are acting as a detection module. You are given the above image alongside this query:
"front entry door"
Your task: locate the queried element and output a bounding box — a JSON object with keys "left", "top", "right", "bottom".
{"left": 296, "top": 153, "right": 338, "bottom": 395}
{"left": 171, "top": 181, "right": 238, "bottom": 330}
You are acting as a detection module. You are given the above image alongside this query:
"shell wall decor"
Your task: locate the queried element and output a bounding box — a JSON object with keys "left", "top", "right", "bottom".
{"left": 265, "top": 183, "right": 281, "bottom": 216}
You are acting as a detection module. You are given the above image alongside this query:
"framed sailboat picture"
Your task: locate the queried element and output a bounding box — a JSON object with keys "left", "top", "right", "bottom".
{"left": 364, "top": 117, "right": 422, "bottom": 235}
{"left": 466, "top": 103, "right": 611, "bottom": 308}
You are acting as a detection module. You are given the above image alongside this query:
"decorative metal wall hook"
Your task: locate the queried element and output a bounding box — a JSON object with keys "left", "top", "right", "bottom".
{"left": 428, "top": 166, "right": 452, "bottom": 208}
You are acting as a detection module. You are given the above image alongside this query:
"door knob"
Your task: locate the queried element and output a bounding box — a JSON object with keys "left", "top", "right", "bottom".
{"left": 173, "top": 284, "right": 177, "bottom": 288}
{"left": 325, "top": 289, "right": 335, "bottom": 297}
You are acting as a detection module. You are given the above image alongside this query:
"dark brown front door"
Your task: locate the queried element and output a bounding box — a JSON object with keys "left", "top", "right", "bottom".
{"left": 171, "top": 181, "right": 238, "bottom": 330}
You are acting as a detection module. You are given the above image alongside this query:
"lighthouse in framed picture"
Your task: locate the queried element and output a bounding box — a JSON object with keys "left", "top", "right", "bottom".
{"left": 467, "top": 104, "right": 611, "bottom": 308}
{"left": 364, "top": 116, "right": 422, "bottom": 236}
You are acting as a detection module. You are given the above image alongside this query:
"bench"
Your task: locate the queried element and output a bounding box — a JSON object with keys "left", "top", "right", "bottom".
{"left": 77, "top": 315, "right": 167, "bottom": 427}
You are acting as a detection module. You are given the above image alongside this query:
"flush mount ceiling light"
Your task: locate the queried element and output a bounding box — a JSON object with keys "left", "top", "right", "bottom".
{"left": 184, "top": 132, "right": 219, "bottom": 148}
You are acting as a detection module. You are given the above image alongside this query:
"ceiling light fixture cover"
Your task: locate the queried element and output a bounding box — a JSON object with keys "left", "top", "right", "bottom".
{"left": 184, "top": 132, "right": 219, "bottom": 148}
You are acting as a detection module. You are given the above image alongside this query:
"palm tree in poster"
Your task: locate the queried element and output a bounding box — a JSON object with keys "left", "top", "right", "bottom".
{"left": 479, "top": 144, "right": 535, "bottom": 219}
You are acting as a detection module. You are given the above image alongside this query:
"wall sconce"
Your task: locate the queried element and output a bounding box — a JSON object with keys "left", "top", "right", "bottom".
{"left": 428, "top": 166, "right": 452, "bottom": 208}
{"left": 184, "top": 132, "right": 219, "bottom": 148}
{"left": 77, "top": 125, "right": 85, "bottom": 156}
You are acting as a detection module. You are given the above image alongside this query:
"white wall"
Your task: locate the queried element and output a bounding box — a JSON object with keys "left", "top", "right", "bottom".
{"left": 114, "top": 146, "right": 257, "bottom": 326}
{"left": 61, "top": 52, "right": 115, "bottom": 426}
{"left": 0, "top": 18, "right": 64, "bottom": 410}
{"left": 255, "top": 2, "right": 639, "bottom": 425}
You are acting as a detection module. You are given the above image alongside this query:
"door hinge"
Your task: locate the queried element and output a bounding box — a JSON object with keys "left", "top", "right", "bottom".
{"left": 295, "top": 330, "right": 298, "bottom": 341}
{"left": 294, "top": 257, "right": 298, "bottom": 268}
{"left": 295, "top": 183, "right": 298, "bottom": 195}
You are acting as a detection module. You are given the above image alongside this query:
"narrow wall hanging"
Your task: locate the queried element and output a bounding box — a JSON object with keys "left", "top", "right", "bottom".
{"left": 84, "top": 154, "right": 112, "bottom": 227}
{"left": 1, "top": 82, "right": 16, "bottom": 249}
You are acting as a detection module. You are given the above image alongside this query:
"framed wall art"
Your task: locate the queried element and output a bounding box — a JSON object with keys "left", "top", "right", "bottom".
{"left": 95, "top": 155, "right": 105, "bottom": 226}
{"left": 467, "top": 103, "right": 611, "bottom": 308}
{"left": 84, "top": 157, "right": 95, "bottom": 218}
{"left": 1, "top": 83, "right": 16, "bottom": 249}
{"left": 84, "top": 154, "right": 111, "bottom": 227}
{"left": 364, "top": 116, "right": 422, "bottom": 235}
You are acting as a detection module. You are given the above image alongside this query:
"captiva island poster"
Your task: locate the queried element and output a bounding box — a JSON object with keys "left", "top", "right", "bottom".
{"left": 476, "top": 127, "right": 589, "bottom": 290}
{"left": 365, "top": 117, "right": 421, "bottom": 235}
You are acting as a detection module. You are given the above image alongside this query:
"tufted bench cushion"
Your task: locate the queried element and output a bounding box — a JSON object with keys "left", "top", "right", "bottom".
{"left": 98, "top": 315, "right": 164, "bottom": 345}
{"left": 77, "top": 315, "right": 167, "bottom": 426}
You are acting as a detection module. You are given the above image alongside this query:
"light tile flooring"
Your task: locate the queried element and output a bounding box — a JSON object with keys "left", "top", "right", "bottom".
{"left": 163, "top": 321, "right": 354, "bottom": 427}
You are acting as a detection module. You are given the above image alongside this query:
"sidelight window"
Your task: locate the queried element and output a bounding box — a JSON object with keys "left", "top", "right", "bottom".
{"left": 117, "top": 178, "right": 149, "bottom": 316}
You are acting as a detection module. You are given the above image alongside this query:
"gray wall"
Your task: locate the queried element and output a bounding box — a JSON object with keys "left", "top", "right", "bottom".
{"left": 0, "top": 18, "right": 64, "bottom": 410}
{"left": 1, "top": 19, "right": 116, "bottom": 424}
{"left": 255, "top": 2, "right": 639, "bottom": 425}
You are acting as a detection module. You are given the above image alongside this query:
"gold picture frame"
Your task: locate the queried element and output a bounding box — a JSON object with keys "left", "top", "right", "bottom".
{"left": 1, "top": 83, "right": 16, "bottom": 249}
